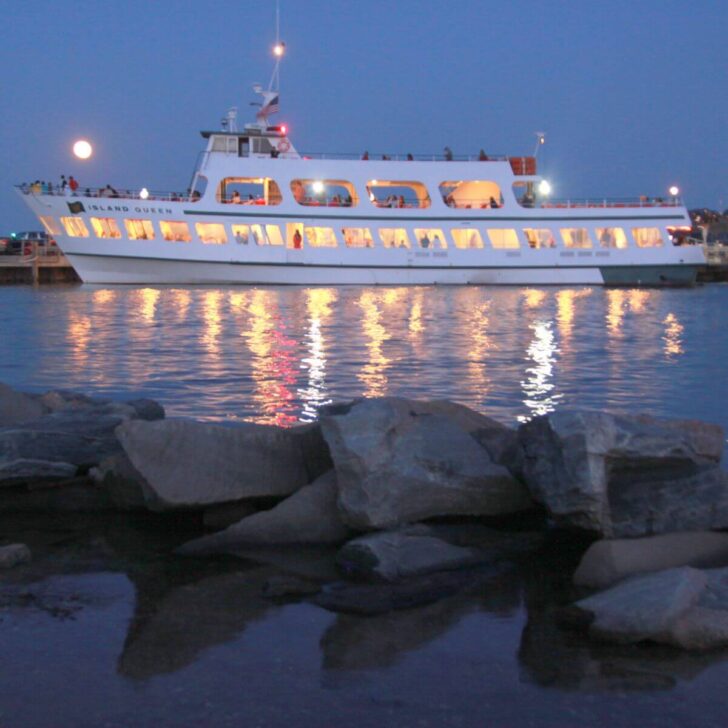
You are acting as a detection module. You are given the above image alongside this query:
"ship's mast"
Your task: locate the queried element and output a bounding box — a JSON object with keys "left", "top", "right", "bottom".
{"left": 254, "top": 0, "right": 285, "bottom": 127}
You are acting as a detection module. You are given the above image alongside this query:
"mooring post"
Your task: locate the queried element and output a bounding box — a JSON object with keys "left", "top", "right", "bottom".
{"left": 32, "top": 242, "right": 39, "bottom": 285}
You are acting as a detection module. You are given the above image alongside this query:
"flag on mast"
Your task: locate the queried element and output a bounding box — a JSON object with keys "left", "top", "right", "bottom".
{"left": 256, "top": 91, "right": 279, "bottom": 123}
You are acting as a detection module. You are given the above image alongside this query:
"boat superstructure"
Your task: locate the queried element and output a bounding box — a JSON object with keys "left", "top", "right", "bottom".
{"left": 16, "top": 41, "right": 704, "bottom": 286}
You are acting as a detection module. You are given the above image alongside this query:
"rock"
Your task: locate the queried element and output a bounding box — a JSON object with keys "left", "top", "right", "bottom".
{"left": 519, "top": 410, "right": 728, "bottom": 537}
{"left": 288, "top": 422, "right": 334, "bottom": 483}
{"left": 572, "top": 567, "right": 707, "bottom": 644}
{"left": 668, "top": 606, "right": 728, "bottom": 651}
{"left": 262, "top": 575, "right": 322, "bottom": 599}
{"left": 89, "top": 453, "right": 149, "bottom": 510}
{"left": 177, "top": 471, "right": 352, "bottom": 553}
{"left": 0, "top": 543, "right": 32, "bottom": 569}
{"left": 202, "top": 501, "right": 260, "bottom": 530}
{"left": 0, "top": 383, "right": 45, "bottom": 426}
{"left": 574, "top": 532, "right": 728, "bottom": 589}
{"left": 314, "top": 564, "right": 505, "bottom": 615}
{"left": 115, "top": 418, "right": 313, "bottom": 510}
{"left": 0, "top": 478, "right": 115, "bottom": 512}
{"left": 319, "top": 397, "right": 534, "bottom": 529}
{"left": 336, "top": 526, "right": 484, "bottom": 582}
{"left": 0, "top": 459, "right": 77, "bottom": 487}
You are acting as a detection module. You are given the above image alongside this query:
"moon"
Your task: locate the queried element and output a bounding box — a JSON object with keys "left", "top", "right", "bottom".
{"left": 73, "top": 140, "right": 93, "bottom": 159}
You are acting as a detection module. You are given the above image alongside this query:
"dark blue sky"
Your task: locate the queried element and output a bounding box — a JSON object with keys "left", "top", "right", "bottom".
{"left": 3, "top": 0, "right": 727, "bottom": 232}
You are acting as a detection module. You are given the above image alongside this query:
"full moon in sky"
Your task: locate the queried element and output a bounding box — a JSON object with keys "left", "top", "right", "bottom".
{"left": 73, "top": 140, "right": 93, "bottom": 159}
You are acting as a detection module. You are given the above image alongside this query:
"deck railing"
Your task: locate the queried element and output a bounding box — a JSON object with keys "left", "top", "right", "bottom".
{"left": 16, "top": 185, "right": 196, "bottom": 202}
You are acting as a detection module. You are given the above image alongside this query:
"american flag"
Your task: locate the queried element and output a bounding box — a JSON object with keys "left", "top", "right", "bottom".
{"left": 257, "top": 92, "right": 279, "bottom": 121}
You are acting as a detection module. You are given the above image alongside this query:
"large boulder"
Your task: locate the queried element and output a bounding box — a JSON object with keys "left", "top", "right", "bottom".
{"left": 0, "top": 383, "right": 45, "bottom": 426}
{"left": 519, "top": 410, "right": 727, "bottom": 537}
{"left": 177, "top": 471, "right": 353, "bottom": 553}
{"left": 319, "top": 397, "right": 534, "bottom": 530}
{"left": 115, "top": 418, "right": 315, "bottom": 510}
{"left": 574, "top": 532, "right": 728, "bottom": 589}
{"left": 565, "top": 566, "right": 728, "bottom": 651}
{"left": 0, "top": 543, "right": 32, "bottom": 569}
{"left": 336, "top": 525, "right": 483, "bottom": 582}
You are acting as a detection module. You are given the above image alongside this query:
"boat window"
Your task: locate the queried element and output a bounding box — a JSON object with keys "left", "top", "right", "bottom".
{"left": 90, "top": 217, "right": 122, "bottom": 239}
{"left": 238, "top": 138, "right": 250, "bottom": 157}
{"left": 251, "top": 137, "right": 274, "bottom": 155}
{"left": 39, "top": 216, "right": 61, "bottom": 235}
{"left": 211, "top": 136, "right": 237, "bottom": 153}
{"left": 561, "top": 228, "right": 592, "bottom": 248}
{"left": 125, "top": 219, "right": 155, "bottom": 240}
{"left": 266, "top": 225, "right": 284, "bottom": 245}
{"left": 218, "top": 177, "right": 282, "bottom": 206}
{"left": 596, "top": 227, "right": 628, "bottom": 249}
{"left": 414, "top": 228, "right": 447, "bottom": 249}
{"left": 512, "top": 182, "right": 536, "bottom": 208}
{"left": 160, "top": 221, "right": 192, "bottom": 242}
{"left": 231, "top": 225, "right": 251, "bottom": 244}
{"left": 305, "top": 227, "right": 338, "bottom": 248}
{"left": 379, "top": 228, "right": 411, "bottom": 249}
{"left": 632, "top": 227, "right": 663, "bottom": 248}
{"left": 195, "top": 223, "right": 227, "bottom": 245}
{"left": 451, "top": 228, "right": 484, "bottom": 249}
{"left": 342, "top": 228, "right": 374, "bottom": 248}
{"left": 367, "top": 181, "right": 430, "bottom": 209}
{"left": 440, "top": 181, "right": 502, "bottom": 209}
{"left": 290, "top": 180, "right": 358, "bottom": 207}
{"left": 487, "top": 229, "right": 520, "bottom": 249}
{"left": 60, "top": 217, "right": 90, "bottom": 238}
{"left": 523, "top": 228, "right": 556, "bottom": 249}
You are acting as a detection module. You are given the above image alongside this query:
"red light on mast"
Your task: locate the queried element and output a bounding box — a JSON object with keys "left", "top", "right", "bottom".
{"left": 280, "top": 125, "right": 287, "bottom": 135}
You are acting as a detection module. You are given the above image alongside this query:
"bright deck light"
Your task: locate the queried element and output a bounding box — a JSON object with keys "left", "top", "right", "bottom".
{"left": 273, "top": 42, "right": 285, "bottom": 57}
{"left": 139, "top": 187, "right": 149, "bottom": 200}
{"left": 669, "top": 185, "right": 679, "bottom": 197}
{"left": 538, "top": 180, "right": 551, "bottom": 196}
{"left": 73, "top": 139, "right": 93, "bottom": 160}
{"left": 312, "top": 180, "right": 325, "bottom": 194}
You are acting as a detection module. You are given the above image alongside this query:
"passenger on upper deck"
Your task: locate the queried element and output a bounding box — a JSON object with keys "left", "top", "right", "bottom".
{"left": 362, "top": 151, "right": 369, "bottom": 160}
{"left": 444, "top": 146, "right": 453, "bottom": 161}
{"left": 479, "top": 149, "right": 489, "bottom": 161}
{"left": 231, "top": 191, "right": 241, "bottom": 204}
{"left": 489, "top": 196, "right": 499, "bottom": 208}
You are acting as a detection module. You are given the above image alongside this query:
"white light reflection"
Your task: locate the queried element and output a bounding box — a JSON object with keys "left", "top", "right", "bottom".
{"left": 518, "top": 319, "right": 562, "bottom": 422}
{"left": 298, "top": 288, "right": 337, "bottom": 422}
{"left": 662, "top": 313, "right": 684, "bottom": 358}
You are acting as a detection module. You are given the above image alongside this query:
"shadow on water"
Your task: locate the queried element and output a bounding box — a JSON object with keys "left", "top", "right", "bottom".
{"left": 2, "top": 513, "right": 727, "bottom": 696}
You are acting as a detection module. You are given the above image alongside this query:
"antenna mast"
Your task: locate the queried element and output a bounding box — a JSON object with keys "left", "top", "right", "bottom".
{"left": 269, "top": 0, "right": 283, "bottom": 92}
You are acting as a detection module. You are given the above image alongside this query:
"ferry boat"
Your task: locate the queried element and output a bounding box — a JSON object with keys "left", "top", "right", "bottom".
{"left": 16, "top": 43, "right": 703, "bottom": 287}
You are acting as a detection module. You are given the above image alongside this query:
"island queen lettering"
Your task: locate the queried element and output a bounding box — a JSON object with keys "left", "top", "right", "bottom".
{"left": 66, "top": 201, "right": 173, "bottom": 215}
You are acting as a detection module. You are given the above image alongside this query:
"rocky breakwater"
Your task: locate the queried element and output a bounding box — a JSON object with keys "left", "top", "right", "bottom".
{"left": 4, "top": 381, "right": 728, "bottom": 651}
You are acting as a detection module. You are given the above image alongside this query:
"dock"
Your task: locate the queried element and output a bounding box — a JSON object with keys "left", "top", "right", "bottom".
{"left": 698, "top": 244, "right": 728, "bottom": 283}
{"left": 0, "top": 250, "right": 80, "bottom": 284}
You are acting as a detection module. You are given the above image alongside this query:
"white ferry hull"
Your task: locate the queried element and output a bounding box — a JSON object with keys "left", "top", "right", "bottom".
{"left": 63, "top": 251, "right": 699, "bottom": 287}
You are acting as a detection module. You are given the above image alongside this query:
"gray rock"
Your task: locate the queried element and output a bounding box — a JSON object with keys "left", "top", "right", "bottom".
{"left": 288, "top": 422, "right": 334, "bottom": 483}
{"left": 0, "top": 543, "right": 32, "bottom": 569}
{"left": 262, "top": 575, "right": 322, "bottom": 599}
{"left": 337, "top": 526, "right": 484, "bottom": 582}
{"left": 89, "top": 453, "right": 149, "bottom": 510}
{"left": 202, "top": 501, "right": 260, "bottom": 530}
{"left": 177, "top": 471, "right": 352, "bottom": 553}
{"left": 574, "top": 567, "right": 707, "bottom": 644}
{"left": 519, "top": 410, "right": 728, "bottom": 537}
{"left": 320, "top": 397, "right": 533, "bottom": 529}
{"left": 0, "top": 384, "right": 45, "bottom": 426}
{"left": 574, "top": 532, "right": 728, "bottom": 589}
{"left": 0, "top": 459, "right": 77, "bottom": 487}
{"left": 115, "top": 418, "right": 313, "bottom": 510}
{"left": 668, "top": 606, "right": 728, "bottom": 651}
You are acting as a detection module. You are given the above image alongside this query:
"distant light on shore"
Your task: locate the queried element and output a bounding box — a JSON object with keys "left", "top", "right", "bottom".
{"left": 73, "top": 140, "right": 93, "bottom": 160}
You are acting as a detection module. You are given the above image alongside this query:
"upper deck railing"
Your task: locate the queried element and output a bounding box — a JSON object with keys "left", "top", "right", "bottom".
{"left": 16, "top": 185, "right": 684, "bottom": 211}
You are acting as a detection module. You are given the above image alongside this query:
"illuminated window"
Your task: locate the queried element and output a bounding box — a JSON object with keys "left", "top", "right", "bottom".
{"left": 379, "top": 228, "right": 411, "bottom": 249}
{"left": 60, "top": 217, "right": 89, "bottom": 237}
{"left": 125, "top": 219, "right": 155, "bottom": 240}
{"left": 487, "top": 229, "right": 520, "bottom": 249}
{"left": 596, "top": 227, "right": 628, "bottom": 249}
{"left": 39, "top": 216, "right": 61, "bottom": 235}
{"left": 266, "top": 225, "right": 284, "bottom": 246}
{"left": 523, "top": 228, "right": 556, "bottom": 249}
{"left": 232, "top": 224, "right": 251, "bottom": 244}
{"left": 290, "top": 179, "right": 358, "bottom": 207}
{"left": 195, "top": 222, "right": 227, "bottom": 245}
{"left": 414, "top": 228, "right": 447, "bottom": 249}
{"left": 305, "top": 227, "right": 337, "bottom": 248}
{"left": 632, "top": 227, "right": 663, "bottom": 248}
{"left": 218, "top": 177, "right": 282, "bottom": 205}
{"left": 342, "top": 228, "right": 374, "bottom": 248}
{"left": 561, "top": 228, "right": 592, "bottom": 249}
{"left": 160, "top": 221, "right": 191, "bottom": 242}
{"left": 440, "top": 181, "right": 502, "bottom": 209}
{"left": 367, "top": 181, "right": 430, "bottom": 209}
{"left": 90, "top": 217, "right": 122, "bottom": 239}
{"left": 451, "top": 228, "right": 484, "bottom": 249}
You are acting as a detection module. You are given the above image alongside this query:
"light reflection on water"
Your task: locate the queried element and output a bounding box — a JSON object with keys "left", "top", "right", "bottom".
{"left": 0, "top": 284, "right": 725, "bottom": 430}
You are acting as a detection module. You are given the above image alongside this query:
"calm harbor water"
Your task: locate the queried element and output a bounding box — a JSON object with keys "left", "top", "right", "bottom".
{"left": 1, "top": 282, "right": 728, "bottom": 728}
{"left": 1, "top": 283, "right": 726, "bottom": 430}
